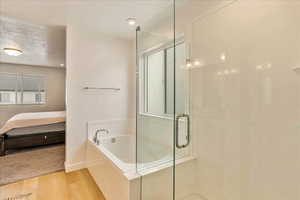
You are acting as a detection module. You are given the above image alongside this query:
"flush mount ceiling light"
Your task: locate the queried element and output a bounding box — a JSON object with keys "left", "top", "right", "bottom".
{"left": 126, "top": 18, "right": 137, "bottom": 26}
{"left": 3, "top": 47, "right": 23, "bottom": 56}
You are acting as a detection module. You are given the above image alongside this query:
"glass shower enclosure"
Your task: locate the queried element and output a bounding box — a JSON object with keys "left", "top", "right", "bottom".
{"left": 136, "top": 0, "right": 300, "bottom": 200}
{"left": 136, "top": 2, "right": 192, "bottom": 198}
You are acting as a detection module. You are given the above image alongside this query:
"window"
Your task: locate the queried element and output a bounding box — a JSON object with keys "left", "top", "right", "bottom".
{"left": 35, "top": 93, "right": 42, "bottom": 103}
{"left": 22, "top": 75, "right": 46, "bottom": 104}
{"left": 0, "top": 73, "right": 46, "bottom": 105}
{"left": 140, "top": 42, "right": 188, "bottom": 117}
{"left": 0, "top": 73, "right": 17, "bottom": 105}
{"left": 0, "top": 93, "right": 13, "bottom": 104}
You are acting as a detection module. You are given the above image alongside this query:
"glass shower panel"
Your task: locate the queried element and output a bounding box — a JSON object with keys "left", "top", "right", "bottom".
{"left": 165, "top": 41, "right": 191, "bottom": 161}
{"left": 147, "top": 50, "right": 165, "bottom": 116}
{"left": 165, "top": 42, "right": 188, "bottom": 115}
{"left": 174, "top": 0, "right": 300, "bottom": 200}
{"left": 135, "top": 4, "right": 176, "bottom": 199}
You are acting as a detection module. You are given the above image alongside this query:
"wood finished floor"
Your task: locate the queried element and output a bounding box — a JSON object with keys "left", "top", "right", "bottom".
{"left": 0, "top": 169, "right": 105, "bottom": 200}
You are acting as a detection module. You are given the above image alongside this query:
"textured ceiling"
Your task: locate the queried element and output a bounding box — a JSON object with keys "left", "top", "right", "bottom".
{"left": 0, "top": 16, "right": 66, "bottom": 67}
{"left": 0, "top": 0, "right": 239, "bottom": 40}
{"left": 0, "top": 0, "right": 173, "bottom": 39}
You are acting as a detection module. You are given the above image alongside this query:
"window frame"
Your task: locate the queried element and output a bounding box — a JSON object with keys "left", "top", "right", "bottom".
{"left": 139, "top": 38, "right": 187, "bottom": 118}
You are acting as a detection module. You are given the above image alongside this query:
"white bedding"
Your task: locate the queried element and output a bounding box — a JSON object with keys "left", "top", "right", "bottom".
{"left": 0, "top": 111, "right": 66, "bottom": 135}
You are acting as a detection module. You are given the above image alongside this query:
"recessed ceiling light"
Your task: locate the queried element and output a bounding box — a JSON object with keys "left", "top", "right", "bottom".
{"left": 186, "top": 59, "right": 192, "bottom": 68}
{"left": 126, "top": 18, "right": 136, "bottom": 26}
{"left": 193, "top": 59, "right": 204, "bottom": 67}
{"left": 256, "top": 65, "right": 263, "bottom": 70}
{"left": 220, "top": 53, "right": 226, "bottom": 61}
{"left": 194, "top": 60, "right": 201, "bottom": 66}
{"left": 231, "top": 69, "right": 237, "bottom": 73}
{"left": 60, "top": 63, "right": 65, "bottom": 67}
{"left": 3, "top": 47, "right": 23, "bottom": 56}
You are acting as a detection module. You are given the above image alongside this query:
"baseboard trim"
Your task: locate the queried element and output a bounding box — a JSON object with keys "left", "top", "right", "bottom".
{"left": 65, "top": 161, "right": 86, "bottom": 173}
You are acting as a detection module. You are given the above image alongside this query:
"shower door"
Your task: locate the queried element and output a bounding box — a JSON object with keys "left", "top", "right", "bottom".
{"left": 135, "top": 23, "right": 176, "bottom": 199}
{"left": 173, "top": 1, "right": 300, "bottom": 200}
{"left": 135, "top": 0, "right": 192, "bottom": 196}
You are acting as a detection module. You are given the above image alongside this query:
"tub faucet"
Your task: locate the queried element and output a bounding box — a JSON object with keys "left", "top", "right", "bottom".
{"left": 93, "top": 128, "right": 110, "bottom": 144}
{"left": 99, "top": 128, "right": 110, "bottom": 134}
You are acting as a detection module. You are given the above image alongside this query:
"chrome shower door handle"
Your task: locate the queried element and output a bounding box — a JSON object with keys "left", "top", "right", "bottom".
{"left": 175, "top": 114, "right": 190, "bottom": 149}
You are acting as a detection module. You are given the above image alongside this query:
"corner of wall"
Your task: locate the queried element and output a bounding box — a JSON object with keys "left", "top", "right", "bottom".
{"left": 64, "top": 161, "right": 86, "bottom": 173}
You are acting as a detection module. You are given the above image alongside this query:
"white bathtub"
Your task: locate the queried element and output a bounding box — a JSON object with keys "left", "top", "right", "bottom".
{"left": 86, "top": 134, "right": 196, "bottom": 200}
{"left": 97, "top": 135, "right": 137, "bottom": 176}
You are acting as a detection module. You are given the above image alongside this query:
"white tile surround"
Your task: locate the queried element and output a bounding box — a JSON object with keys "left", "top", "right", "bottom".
{"left": 176, "top": 1, "right": 300, "bottom": 200}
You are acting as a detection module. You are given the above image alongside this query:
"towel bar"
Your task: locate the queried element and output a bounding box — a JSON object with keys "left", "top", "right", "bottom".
{"left": 83, "top": 87, "right": 120, "bottom": 91}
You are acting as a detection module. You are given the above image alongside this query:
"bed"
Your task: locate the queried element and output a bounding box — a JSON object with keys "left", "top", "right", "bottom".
{"left": 0, "top": 111, "right": 66, "bottom": 156}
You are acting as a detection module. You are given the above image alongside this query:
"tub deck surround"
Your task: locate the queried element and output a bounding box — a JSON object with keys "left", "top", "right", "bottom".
{"left": 86, "top": 138, "right": 139, "bottom": 200}
{"left": 88, "top": 135, "right": 139, "bottom": 180}
{"left": 87, "top": 135, "right": 195, "bottom": 178}
{"left": 86, "top": 133, "right": 197, "bottom": 200}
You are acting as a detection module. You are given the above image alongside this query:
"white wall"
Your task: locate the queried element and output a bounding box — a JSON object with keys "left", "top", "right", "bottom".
{"left": 65, "top": 24, "right": 135, "bottom": 171}
{"left": 181, "top": 1, "right": 300, "bottom": 200}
